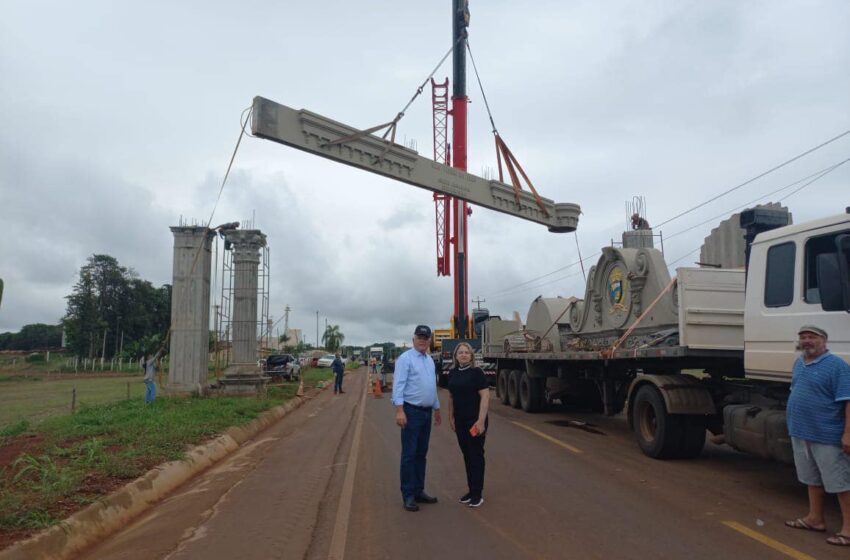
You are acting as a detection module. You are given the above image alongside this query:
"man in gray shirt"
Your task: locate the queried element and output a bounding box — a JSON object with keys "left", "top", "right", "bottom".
{"left": 143, "top": 346, "right": 165, "bottom": 404}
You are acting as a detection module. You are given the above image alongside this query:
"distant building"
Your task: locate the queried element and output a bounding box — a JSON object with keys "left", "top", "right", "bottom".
{"left": 276, "top": 328, "right": 302, "bottom": 350}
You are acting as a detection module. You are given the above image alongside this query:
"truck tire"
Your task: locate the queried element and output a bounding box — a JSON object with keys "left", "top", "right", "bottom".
{"left": 508, "top": 370, "right": 521, "bottom": 409}
{"left": 631, "top": 384, "right": 685, "bottom": 459}
{"left": 497, "top": 369, "right": 510, "bottom": 405}
{"left": 519, "top": 373, "right": 544, "bottom": 413}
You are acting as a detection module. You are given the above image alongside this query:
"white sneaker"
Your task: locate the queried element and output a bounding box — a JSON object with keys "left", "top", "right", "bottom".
{"left": 468, "top": 496, "right": 484, "bottom": 508}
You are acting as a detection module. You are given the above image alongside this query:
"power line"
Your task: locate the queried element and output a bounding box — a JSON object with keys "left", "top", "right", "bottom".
{"left": 666, "top": 158, "right": 848, "bottom": 267}
{"left": 656, "top": 128, "right": 850, "bottom": 228}
{"left": 664, "top": 157, "right": 850, "bottom": 242}
{"left": 488, "top": 156, "right": 848, "bottom": 301}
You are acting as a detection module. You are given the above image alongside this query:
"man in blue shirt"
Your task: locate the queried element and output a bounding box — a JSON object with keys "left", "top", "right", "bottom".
{"left": 392, "top": 325, "right": 442, "bottom": 512}
{"left": 331, "top": 352, "right": 345, "bottom": 395}
{"left": 785, "top": 325, "right": 850, "bottom": 546}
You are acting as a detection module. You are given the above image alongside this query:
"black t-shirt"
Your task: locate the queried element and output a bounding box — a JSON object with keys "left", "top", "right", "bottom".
{"left": 447, "top": 366, "right": 488, "bottom": 421}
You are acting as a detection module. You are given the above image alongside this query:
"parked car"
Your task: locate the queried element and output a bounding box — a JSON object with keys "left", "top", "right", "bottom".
{"left": 264, "top": 353, "right": 301, "bottom": 381}
{"left": 316, "top": 354, "right": 336, "bottom": 368}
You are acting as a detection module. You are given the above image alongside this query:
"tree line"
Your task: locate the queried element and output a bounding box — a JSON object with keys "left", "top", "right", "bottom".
{"left": 1, "top": 254, "right": 171, "bottom": 358}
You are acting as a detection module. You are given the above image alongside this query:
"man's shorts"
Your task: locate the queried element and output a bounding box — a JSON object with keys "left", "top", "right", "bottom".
{"left": 791, "top": 437, "right": 850, "bottom": 493}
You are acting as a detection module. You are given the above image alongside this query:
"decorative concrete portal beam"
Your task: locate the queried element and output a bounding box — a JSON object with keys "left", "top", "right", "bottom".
{"left": 251, "top": 96, "right": 581, "bottom": 233}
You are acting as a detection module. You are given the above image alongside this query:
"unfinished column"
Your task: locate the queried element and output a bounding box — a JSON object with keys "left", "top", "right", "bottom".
{"left": 168, "top": 226, "right": 214, "bottom": 394}
{"left": 221, "top": 229, "right": 269, "bottom": 393}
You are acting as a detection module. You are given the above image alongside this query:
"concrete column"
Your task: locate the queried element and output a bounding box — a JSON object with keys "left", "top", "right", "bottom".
{"left": 221, "top": 229, "right": 269, "bottom": 393}
{"left": 168, "top": 226, "right": 214, "bottom": 394}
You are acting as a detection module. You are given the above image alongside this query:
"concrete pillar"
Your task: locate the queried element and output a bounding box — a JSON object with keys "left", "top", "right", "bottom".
{"left": 168, "top": 226, "right": 214, "bottom": 394}
{"left": 221, "top": 229, "right": 269, "bottom": 393}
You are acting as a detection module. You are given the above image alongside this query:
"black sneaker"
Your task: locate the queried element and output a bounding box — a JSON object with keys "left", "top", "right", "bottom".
{"left": 459, "top": 493, "right": 471, "bottom": 504}
{"left": 468, "top": 496, "right": 484, "bottom": 508}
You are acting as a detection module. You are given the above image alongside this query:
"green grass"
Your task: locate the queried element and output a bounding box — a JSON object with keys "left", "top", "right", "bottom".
{"left": 302, "top": 367, "right": 335, "bottom": 384}
{"left": 0, "top": 374, "right": 147, "bottom": 430}
{"left": 0, "top": 383, "right": 303, "bottom": 534}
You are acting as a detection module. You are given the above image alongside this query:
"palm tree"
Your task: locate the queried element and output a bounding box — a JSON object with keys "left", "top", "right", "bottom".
{"left": 322, "top": 325, "right": 345, "bottom": 352}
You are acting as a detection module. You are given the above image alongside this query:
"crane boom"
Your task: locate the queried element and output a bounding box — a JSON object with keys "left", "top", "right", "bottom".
{"left": 250, "top": 96, "right": 581, "bottom": 232}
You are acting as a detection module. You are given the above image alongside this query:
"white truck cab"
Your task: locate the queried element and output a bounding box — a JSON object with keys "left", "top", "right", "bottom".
{"left": 744, "top": 209, "right": 850, "bottom": 382}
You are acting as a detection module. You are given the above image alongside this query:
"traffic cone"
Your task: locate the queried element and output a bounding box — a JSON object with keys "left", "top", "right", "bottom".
{"left": 296, "top": 379, "right": 304, "bottom": 397}
{"left": 374, "top": 378, "right": 383, "bottom": 398}
{"left": 368, "top": 374, "right": 373, "bottom": 394}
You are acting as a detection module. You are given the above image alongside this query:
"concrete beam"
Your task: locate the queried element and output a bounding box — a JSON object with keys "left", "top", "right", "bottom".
{"left": 251, "top": 96, "right": 581, "bottom": 233}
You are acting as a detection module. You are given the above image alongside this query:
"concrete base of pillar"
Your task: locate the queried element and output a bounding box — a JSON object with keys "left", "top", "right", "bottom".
{"left": 220, "top": 364, "right": 271, "bottom": 394}
{"left": 165, "top": 382, "right": 209, "bottom": 397}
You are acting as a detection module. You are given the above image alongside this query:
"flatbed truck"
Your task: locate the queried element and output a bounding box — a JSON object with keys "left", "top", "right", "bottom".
{"left": 483, "top": 207, "right": 850, "bottom": 461}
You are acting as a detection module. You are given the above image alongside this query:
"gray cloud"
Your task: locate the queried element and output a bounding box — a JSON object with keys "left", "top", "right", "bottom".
{"left": 2, "top": 0, "right": 849, "bottom": 346}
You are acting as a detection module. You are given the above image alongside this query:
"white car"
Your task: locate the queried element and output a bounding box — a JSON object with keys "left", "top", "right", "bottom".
{"left": 316, "top": 354, "right": 336, "bottom": 367}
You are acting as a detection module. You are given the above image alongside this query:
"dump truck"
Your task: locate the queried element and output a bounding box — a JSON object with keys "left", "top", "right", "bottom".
{"left": 483, "top": 206, "right": 850, "bottom": 461}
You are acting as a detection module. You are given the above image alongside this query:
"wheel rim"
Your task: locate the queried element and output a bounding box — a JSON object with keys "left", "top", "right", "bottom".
{"left": 637, "top": 400, "right": 657, "bottom": 443}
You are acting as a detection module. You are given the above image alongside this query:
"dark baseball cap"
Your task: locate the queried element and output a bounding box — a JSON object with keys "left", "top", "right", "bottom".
{"left": 414, "top": 325, "right": 432, "bottom": 337}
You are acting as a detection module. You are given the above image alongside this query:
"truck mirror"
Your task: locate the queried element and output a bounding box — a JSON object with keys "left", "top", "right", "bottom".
{"left": 817, "top": 247, "right": 850, "bottom": 312}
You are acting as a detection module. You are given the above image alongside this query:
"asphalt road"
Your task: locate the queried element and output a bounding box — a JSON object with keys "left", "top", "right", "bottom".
{"left": 78, "top": 368, "right": 848, "bottom": 560}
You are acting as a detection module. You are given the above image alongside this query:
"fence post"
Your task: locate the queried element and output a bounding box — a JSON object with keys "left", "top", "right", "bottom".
{"left": 71, "top": 387, "right": 77, "bottom": 414}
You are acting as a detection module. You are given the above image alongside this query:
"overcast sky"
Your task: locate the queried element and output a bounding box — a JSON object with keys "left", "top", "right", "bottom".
{"left": 1, "top": 0, "right": 849, "bottom": 347}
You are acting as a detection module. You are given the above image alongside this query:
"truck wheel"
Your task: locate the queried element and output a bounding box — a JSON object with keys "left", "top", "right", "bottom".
{"left": 507, "top": 370, "right": 521, "bottom": 409}
{"left": 519, "top": 373, "right": 543, "bottom": 413}
{"left": 496, "top": 369, "right": 508, "bottom": 404}
{"left": 631, "top": 385, "right": 684, "bottom": 459}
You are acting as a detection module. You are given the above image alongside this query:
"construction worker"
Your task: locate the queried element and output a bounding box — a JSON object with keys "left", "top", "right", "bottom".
{"left": 332, "top": 352, "right": 345, "bottom": 394}
{"left": 143, "top": 345, "right": 165, "bottom": 404}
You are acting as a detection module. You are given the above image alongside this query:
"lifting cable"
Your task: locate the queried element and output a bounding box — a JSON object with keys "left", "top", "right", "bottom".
{"left": 323, "top": 33, "right": 466, "bottom": 160}
{"left": 467, "top": 40, "right": 550, "bottom": 217}
{"left": 158, "top": 106, "right": 252, "bottom": 354}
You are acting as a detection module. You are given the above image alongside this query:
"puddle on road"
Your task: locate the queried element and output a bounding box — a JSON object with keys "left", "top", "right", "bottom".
{"left": 545, "top": 419, "right": 607, "bottom": 435}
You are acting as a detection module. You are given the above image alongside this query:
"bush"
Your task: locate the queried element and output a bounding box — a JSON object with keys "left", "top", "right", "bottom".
{"left": 24, "top": 353, "right": 46, "bottom": 364}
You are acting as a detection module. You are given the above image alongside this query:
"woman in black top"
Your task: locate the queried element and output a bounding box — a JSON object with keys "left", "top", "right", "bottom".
{"left": 447, "top": 342, "right": 490, "bottom": 508}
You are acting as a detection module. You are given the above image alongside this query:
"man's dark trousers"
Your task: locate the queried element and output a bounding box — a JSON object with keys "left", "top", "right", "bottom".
{"left": 334, "top": 371, "right": 343, "bottom": 393}
{"left": 400, "top": 403, "right": 432, "bottom": 499}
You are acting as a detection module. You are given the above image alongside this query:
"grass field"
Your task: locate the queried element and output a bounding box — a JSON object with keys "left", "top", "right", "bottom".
{"left": 0, "top": 366, "right": 337, "bottom": 542}
{"left": 0, "top": 367, "right": 337, "bottom": 431}
{"left": 0, "top": 374, "right": 147, "bottom": 430}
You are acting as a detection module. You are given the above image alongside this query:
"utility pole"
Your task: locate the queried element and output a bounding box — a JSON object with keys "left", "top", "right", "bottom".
{"left": 451, "top": 0, "right": 470, "bottom": 339}
{"left": 472, "top": 296, "right": 485, "bottom": 310}
{"left": 316, "top": 310, "right": 319, "bottom": 348}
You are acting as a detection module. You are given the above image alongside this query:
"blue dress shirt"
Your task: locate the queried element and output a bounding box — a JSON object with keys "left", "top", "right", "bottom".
{"left": 392, "top": 348, "right": 440, "bottom": 410}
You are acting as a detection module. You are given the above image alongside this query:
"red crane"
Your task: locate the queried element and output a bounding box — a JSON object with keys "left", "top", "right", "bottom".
{"left": 431, "top": 0, "right": 471, "bottom": 340}
{"left": 431, "top": 78, "right": 451, "bottom": 277}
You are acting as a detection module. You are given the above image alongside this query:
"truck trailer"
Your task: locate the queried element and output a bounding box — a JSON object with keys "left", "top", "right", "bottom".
{"left": 483, "top": 207, "right": 850, "bottom": 461}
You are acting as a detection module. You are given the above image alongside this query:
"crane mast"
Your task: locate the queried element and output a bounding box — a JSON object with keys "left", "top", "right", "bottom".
{"left": 451, "top": 0, "right": 470, "bottom": 339}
